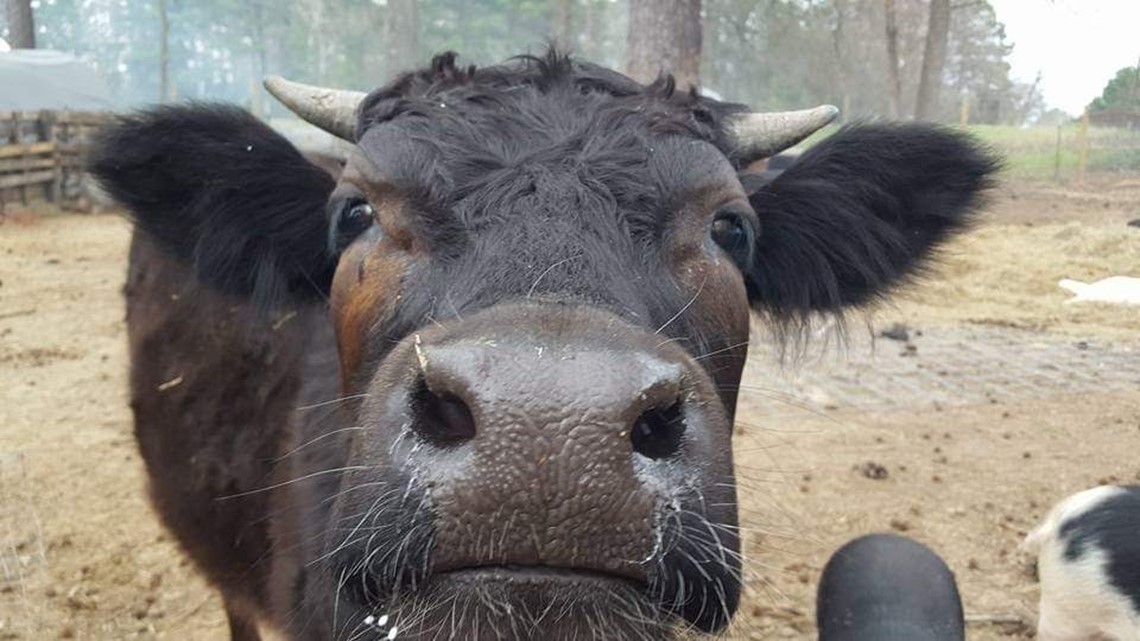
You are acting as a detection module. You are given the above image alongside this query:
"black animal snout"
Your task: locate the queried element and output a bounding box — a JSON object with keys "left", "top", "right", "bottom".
{"left": 355, "top": 303, "right": 730, "bottom": 582}
{"left": 817, "top": 533, "right": 965, "bottom": 641}
{"left": 325, "top": 303, "right": 742, "bottom": 634}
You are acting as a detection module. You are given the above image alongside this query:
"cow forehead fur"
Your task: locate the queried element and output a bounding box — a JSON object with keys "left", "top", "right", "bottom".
{"left": 356, "top": 50, "right": 743, "bottom": 158}
{"left": 349, "top": 51, "right": 746, "bottom": 215}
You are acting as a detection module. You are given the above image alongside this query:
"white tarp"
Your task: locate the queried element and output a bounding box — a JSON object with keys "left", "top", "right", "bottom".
{"left": 1059, "top": 276, "right": 1140, "bottom": 306}
{"left": 0, "top": 50, "right": 113, "bottom": 111}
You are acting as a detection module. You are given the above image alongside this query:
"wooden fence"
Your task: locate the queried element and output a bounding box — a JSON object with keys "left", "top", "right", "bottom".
{"left": 0, "top": 111, "right": 112, "bottom": 215}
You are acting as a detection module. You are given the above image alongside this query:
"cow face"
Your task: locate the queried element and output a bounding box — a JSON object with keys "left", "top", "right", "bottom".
{"left": 92, "top": 51, "right": 996, "bottom": 640}
{"left": 310, "top": 58, "right": 765, "bottom": 638}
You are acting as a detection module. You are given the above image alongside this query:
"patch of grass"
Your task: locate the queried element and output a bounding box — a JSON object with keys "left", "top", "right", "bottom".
{"left": 794, "top": 123, "right": 1140, "bottom": 182}
{"left": 966, "top": 124, "right": 1140, "bottom": 181}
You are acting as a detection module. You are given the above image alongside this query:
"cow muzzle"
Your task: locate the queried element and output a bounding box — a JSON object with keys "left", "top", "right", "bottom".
{"left": 327, "top": 302, "right": 740, "bottom": 638}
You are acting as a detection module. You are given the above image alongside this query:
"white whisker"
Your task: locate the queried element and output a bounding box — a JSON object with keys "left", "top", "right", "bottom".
{"left": 296, "top": 394, "right": 371, "bottom": 412}
{"left": 655, "top": 275, "right": 707, "bottom": 336}
{"left": 275, "top": 426, "right": 366, "bottom": 461}
{"left": 214, "top": 466, "right": 369, "bottom": 500}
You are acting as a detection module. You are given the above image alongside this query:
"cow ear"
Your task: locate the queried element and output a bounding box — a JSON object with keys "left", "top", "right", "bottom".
{"left": 741, "top": 123, "right": 999, "bottom": 321}
{"left": 90, "top": 104, "right": 337, "bottom": 306}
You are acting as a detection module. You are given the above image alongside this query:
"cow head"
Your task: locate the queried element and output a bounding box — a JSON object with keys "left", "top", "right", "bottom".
{"left": 93, "top": 51, "right": 996, "bottom": 640}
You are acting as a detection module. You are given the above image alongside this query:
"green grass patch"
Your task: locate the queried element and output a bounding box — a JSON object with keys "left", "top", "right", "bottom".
{"left": 966, "top": 124, "right": 1140, "bottom": 180}
{"left": 793, "top": 123, "right": 1140, "bottom": 182}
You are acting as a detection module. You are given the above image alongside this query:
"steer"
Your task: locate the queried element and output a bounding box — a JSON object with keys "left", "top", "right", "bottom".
{"left": 92, "top": 50, "right": 997, "bottom": 641}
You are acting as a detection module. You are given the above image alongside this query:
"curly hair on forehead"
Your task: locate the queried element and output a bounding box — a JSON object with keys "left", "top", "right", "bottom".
{"left": 354, "top": 47, "right": 746, "bottom": 148}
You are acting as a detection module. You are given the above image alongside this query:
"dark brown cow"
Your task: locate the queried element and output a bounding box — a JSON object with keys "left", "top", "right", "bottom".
{"left": 92, "top": 50, "right": 997, "bottom": 641}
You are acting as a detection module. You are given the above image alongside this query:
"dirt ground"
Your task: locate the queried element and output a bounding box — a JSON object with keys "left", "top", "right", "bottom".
{"left": 1, "top": 177, "right": 1138, "bottom": 640}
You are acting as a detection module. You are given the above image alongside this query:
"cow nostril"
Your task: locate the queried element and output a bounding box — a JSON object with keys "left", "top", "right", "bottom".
{"left": 630, "top": 401, "right": 685, "bottom": 459}
{"left": 410, "top": 378, "right": 477, "bottom": 446}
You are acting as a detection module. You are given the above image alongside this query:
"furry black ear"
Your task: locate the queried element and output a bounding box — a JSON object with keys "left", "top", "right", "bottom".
{"left": 742, "top": 123, "right": 999, "bottom": 320}
{"left": 90, "top": 103, "right": 337, "bottom": 305}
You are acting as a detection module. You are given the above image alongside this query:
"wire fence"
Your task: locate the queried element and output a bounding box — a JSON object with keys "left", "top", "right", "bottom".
{"left": 969, "top": 112, "right": 1140, "bottom": 184}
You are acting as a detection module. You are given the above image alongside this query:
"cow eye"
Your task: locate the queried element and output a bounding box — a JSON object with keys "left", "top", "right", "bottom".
{"left": 331, "top": 198, "right": 376, "bottom": 252}
{"left": 710, "top": 207, "right": 755, "bottom": 268}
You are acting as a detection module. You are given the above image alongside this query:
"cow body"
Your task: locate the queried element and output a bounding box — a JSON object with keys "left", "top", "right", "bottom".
{"left": 93, "top": 50, "right": 997, "bottom": 640}
{"left": 1023, "top": 486, "right": 1140, "bottom": 641}
{"left": 125, "top": 232, "right": 344, "bottom": 636}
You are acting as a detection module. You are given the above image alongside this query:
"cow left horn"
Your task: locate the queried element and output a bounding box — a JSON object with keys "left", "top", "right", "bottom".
{"left": 728, "top": 105, "right": 840, "bottom": 162}
{"left": 263, "top": 76, "right": 366, "bottom": 141}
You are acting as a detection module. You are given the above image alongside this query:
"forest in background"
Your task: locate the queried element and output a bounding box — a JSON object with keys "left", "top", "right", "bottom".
{"left": 2, "top": 0, "right": 1063, "bottom": 127}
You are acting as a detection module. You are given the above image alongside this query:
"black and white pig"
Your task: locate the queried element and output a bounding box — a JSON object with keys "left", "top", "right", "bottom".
{"left": 1023, "top": 485, "right": 1140, "bottom": 641}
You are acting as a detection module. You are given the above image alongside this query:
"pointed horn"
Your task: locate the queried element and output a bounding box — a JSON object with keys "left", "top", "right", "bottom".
{"left": 263, "top": 75, "right": 366, "bottom": 141}
{"left": 728, "top": 105, "right": 840, "bottom": 161}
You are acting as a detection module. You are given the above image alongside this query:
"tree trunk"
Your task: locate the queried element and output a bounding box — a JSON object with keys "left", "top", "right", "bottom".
{"left": 385, "top": 0, "right": 419, "bottom": 77}
{"left": 1016, "top": 71, "right": 1042, "bottom": 124}
{"left": 551, "top": 0, "right": 573, "bottom": 50}
{"left": 247, "top": 2, "right": 267, "bottom": 116}
{"left": 625, "top": 0, "right": 702, "bottom": 89}
{"left": 831, "top": 0, "right": 847, "bottom": 123}
{"left": 883, "top": 0, "right": 902, "bottom": 118}
{"left": 158, "top": 0, "right": 170, "bottom": 102}
{"left": 914, "top": 0, "right": 950, "bottom": 121}
{"left": 4, "top": 0, "right": 35, "bottom": 49}
{"left": 583, "top": 0, "right": 598, "bottom": 60}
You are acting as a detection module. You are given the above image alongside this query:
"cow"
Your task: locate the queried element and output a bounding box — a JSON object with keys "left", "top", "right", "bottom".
{"left": 91, "top": 50, "right": 998, "bottom": 641}
{"left": 817, "top": 533, "right": 965, "bottom": 641}
{"left": 1022, "top": 485, "right": 1140, "bottom": 641}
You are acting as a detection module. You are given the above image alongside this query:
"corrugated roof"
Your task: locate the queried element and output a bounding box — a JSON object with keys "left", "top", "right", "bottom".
{"left": 0, "top": 50, "right": 113, "bottom": 111}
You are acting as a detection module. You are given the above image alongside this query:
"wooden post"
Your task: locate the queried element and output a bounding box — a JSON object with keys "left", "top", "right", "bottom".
{"left": 48, "top": 112, "right": 61, "bottom": 203}
{"left": 1053, "top": 125, "right": 1062, "bottom": 182}
{"left": 9, "top": 112, "right": 21, "bottom": 205}
{"left": 959, "top": 95, "right": 970, "bottom": 126}
{"left": 1076, "top": 108, "right": 1090, "bottom": 184}
{"left": 19, "top": 114, "right": 29, "bottom": 205}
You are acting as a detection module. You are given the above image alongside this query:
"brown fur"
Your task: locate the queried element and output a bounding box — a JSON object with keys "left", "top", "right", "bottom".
{"left": 125, "top": 232, "right": 307, "bottom": 635}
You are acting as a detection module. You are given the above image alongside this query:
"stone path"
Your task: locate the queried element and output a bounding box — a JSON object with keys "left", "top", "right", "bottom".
{"left": 742, "top": 323, "right": 1140, "bottom": 418}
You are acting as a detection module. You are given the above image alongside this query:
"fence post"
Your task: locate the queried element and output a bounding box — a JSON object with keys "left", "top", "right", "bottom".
{"left": 1076, "top": 108, "right": 1090, "bottom": 184}
{"left": 1053, "top": 125, "right": 1062, "bottom": 182}
{"left": 20, "top": 114, "right": 31, "bottom": 206}
{"left": 959, "top": 95, "right": 970, "bottom": 126}
{"left": 48, "top": 111, "right": 61, "bottom": 203}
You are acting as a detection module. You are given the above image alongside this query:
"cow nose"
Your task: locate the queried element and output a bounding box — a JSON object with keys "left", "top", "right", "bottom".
{"left": 407, "top": 333, "right": 688, "bottom": 461}
{"left": 365, "top": 303, "right": 727, "bottom": 581}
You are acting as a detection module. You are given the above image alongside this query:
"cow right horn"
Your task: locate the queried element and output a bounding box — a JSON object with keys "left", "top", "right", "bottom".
{"left": 728, "top": 105, "right": 840, "bottom": 162}
{"left": 263, "top": 76, "right": 366, "bottom": 141}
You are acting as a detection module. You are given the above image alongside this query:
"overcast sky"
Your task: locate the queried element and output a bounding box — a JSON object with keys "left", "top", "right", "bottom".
{"left": 990, "top": 0, "right": 1139, "bottom": 114}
